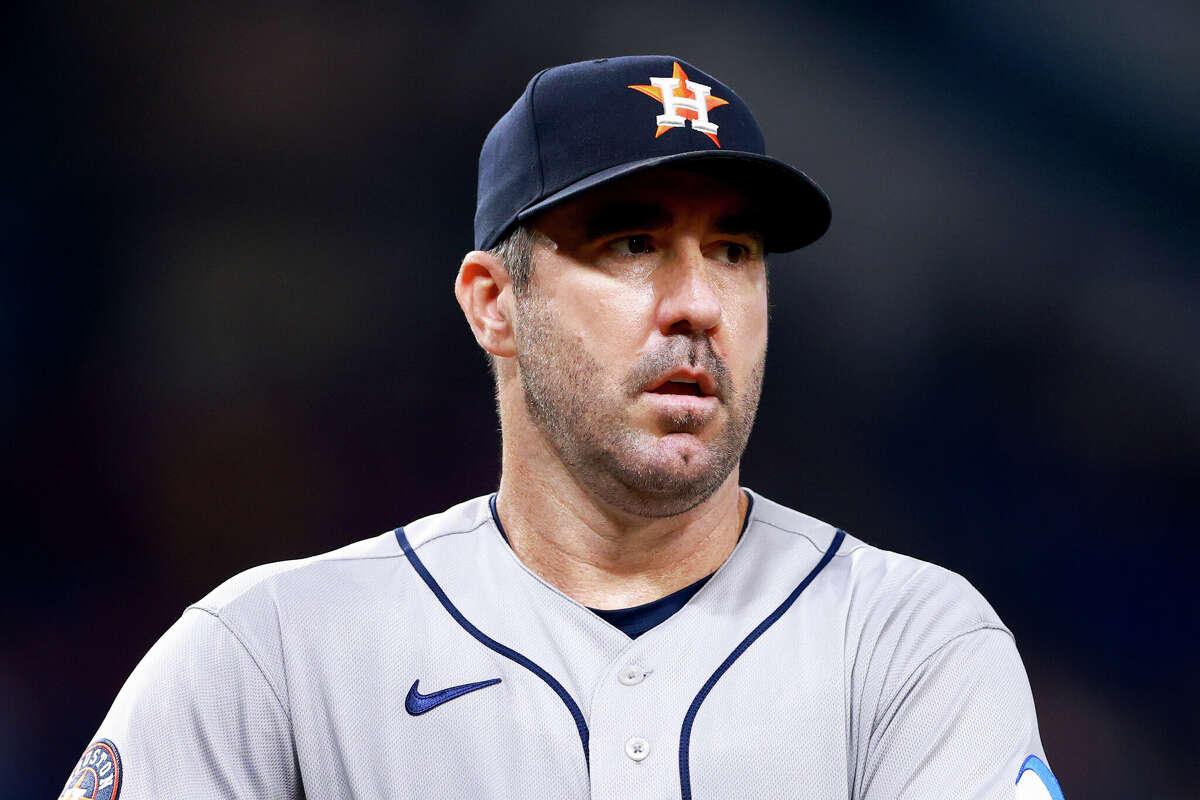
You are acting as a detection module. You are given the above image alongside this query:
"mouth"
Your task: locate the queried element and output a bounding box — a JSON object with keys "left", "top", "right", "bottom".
{"left": 650, "top": 379, "right": 703, "bottom": 397}
{"left": 643, "top": 368, "right": 719, "bottom": 399}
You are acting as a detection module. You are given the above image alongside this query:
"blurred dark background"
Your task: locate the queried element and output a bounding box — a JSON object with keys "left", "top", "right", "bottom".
{"left": 7, "top": 1, "right": 1197, "bottom": 797}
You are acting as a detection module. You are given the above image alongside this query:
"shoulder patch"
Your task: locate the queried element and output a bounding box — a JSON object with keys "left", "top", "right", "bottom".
{"left": 1015, "top": 754, "right": 1065, "bottom": 800}
{"left": 58, "top": 739, "right": 122, "bottom": 800}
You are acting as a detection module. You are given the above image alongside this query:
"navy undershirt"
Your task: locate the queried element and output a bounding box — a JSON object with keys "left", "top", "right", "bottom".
{"left": 488, "top": 493, "right": 752, "bottom": 639}
{"left": 587, "top": 575, "right": 713, "bottom": 638}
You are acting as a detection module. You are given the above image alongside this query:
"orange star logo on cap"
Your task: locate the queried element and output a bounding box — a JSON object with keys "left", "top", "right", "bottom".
{"left": 628, "top": 62, "right": 730, "bottom": 147}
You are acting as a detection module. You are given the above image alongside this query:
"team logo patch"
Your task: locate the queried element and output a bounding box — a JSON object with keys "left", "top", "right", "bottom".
{"left": 1015, "top": 754, "right": 1065, "bottom": 800}
{"left": 58, "top": 739, "right": 122, "bottom": 800}
{"left": 628, "top": 61, "right": 730, "bottom": 147}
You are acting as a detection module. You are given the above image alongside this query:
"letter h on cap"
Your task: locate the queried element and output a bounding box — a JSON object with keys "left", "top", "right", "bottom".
{"left": 649, "top": 75, "right": 719, "bottom": 136}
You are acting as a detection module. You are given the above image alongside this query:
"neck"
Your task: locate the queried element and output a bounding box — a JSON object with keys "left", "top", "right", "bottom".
{"left": 494, "top": 423, "right": 748, "bottom": 610}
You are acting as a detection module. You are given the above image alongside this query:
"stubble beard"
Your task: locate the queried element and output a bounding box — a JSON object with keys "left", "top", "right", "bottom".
{"left": 512, "top": 291, "right": 764, "bottom": 518}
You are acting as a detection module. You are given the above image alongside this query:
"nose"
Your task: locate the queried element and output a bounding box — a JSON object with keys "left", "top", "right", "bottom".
{"left": 655, "top": 240, "right": 722, "bottom": 336}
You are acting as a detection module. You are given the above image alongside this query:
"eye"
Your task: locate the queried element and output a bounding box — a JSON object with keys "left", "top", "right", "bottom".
{"left": 610, "top": 235, "right": 654, "bottom": 256}
{"left": 713, "top": 242, "right": 755, "bottom": 264}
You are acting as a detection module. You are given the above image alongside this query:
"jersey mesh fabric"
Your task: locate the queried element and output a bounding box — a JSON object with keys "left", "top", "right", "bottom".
{"left": 87, "top": 609, "right": 297, "bottom": 798}
{"left": 220, "top": 534, "right": 592, "bottom": 799}
{"left": 76, "top": 492, "right": 1053, "bottom": 799}
{"left": 859, "top": 627, "right": 1040, "bottom": 799}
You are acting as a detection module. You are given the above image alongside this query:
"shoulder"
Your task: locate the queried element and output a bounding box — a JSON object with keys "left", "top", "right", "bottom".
{"left": 175, "top": 494, "right": 495, "bottom": 681}
{"left": 190, "top": 530, "right": 399, "bottom": 615}
{"left": 745, "top": 488, "right": 1011, "bottom": 663}
{"left": 744, "top": 493, "right": 1046, "bottom": 795}
{"left": 192, "top": 493, "right": 494, "bottom": 619}
{"left": 95, "top": 496, "right": 496, "bottom": 743}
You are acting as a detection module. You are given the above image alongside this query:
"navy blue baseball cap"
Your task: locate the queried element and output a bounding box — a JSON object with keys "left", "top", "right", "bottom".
{"left": 475, "top": 55, "right": 831, "bottom": 253}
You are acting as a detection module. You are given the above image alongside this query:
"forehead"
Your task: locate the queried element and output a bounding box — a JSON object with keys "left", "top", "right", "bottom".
{"left": 527, "top": 165, "right": 761, "bottom": 239}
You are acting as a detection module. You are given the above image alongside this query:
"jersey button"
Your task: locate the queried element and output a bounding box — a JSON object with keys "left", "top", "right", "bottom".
{"left": 618, "top": 665, "right": 646, "bottom": 685}
{"left": 625, "top": 737, "right": 650, "bottom": 762}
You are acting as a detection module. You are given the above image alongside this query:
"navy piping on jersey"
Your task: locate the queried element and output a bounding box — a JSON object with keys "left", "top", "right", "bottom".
{"left": 395, "top": 526, "right": 592, "bottom": 771}
{"left": 678, "top": 528, "right": 847, "bottom": 800}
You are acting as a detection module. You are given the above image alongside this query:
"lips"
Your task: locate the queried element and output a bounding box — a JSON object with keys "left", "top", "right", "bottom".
{"left": 644, "top": 368, "right": 718, "bottom": 398}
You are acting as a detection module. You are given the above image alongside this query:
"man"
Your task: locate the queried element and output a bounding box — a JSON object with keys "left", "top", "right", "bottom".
{"left": 61, "top": 56, "right": 1064, "bottom": 799}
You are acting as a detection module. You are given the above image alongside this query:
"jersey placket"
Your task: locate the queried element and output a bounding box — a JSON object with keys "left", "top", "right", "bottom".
{"left": 587, "top": 647, "right": 674, "bottom": 798}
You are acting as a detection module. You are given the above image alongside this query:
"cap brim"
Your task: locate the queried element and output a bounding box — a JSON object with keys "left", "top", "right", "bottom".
{"left": 515, "top": 150, "right": 831, "bottom": 253}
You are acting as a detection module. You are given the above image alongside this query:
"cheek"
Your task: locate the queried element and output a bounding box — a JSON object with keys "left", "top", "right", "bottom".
{"left": 573, "top": 278, "right": 657, "bottom": 357}
{"left": 713, "top": 275, "right": 769, "bottom": 361}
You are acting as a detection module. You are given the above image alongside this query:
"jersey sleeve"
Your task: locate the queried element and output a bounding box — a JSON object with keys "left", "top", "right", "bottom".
{"left": 857, "top": 622, "right": 1051, "bottom": 799}
{"left": 66, "top": 606, "right": 299, "bottom": 799}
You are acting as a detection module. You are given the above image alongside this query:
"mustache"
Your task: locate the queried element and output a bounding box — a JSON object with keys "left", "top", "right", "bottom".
{"left": 626, "top": 336, "right": 732, "bottom": 400}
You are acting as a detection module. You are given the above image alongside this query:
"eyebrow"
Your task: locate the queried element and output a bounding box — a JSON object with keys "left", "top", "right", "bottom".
{"left": 581, "top": 203, "right": 767, "bottom": 245}
{"left": 583, "top": 203, "right": 673, "bottom": 240}
{"left": 714, "top": 209, "right": 767, "bottom": 240}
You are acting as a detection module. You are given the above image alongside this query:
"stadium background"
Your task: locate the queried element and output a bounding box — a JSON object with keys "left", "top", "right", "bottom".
{"left": 6, "top": 1, "right": 1197, "bottom": 797}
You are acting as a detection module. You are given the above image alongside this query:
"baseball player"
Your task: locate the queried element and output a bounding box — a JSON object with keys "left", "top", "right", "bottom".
{"left": 61, "top": 55, "right": 1065, "bottom": 799}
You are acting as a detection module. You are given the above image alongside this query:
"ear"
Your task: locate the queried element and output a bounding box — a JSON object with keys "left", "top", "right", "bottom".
{"left": 454, "top": 250, "right": 517, "bottom": 358}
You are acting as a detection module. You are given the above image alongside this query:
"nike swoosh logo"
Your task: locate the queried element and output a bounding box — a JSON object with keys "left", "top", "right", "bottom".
{"left": 405, "top": 677, "right": 501, "bottom": 715}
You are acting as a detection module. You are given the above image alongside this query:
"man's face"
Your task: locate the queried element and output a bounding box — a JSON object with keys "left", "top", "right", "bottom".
{"left": 509, "top": 166, "right": 769, "bottom": 518}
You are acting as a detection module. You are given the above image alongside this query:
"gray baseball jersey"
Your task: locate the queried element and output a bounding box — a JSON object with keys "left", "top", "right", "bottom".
{"left": 64, "top": 490, "right": 1065, "bottom": 799}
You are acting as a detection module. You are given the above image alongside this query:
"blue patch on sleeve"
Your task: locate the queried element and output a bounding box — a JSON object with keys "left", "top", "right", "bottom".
{"left": 1016, "top": 754, "right": 1065, "bottom": 799}
{"left": 59, "top": 739, "right": 122, "bottom": 800}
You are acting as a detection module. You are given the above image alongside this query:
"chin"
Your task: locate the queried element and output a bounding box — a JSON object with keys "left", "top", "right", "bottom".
{"left": 654, "top": 432, "right": 717, "bottom": 465}
{"left": 593, "top": 443, "right": 735, "bottom": 518}
{"left": 612, "top": 474, "right": 728, "bottom": 518}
